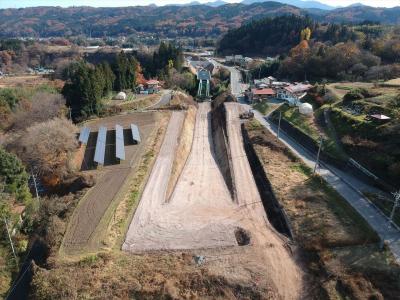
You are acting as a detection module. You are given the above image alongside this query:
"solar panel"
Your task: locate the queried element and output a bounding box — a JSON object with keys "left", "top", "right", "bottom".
{"left": 94, "top": 126, "right": 107, "bottom": 165}
{"left": 131, "top": 124, "right": 141, "bottom": 143}
{"left": 115, "top": 124, "right": 125, "bottom": 160}
{"left": 78, "top": 127, "right": 91, "bottom": 144}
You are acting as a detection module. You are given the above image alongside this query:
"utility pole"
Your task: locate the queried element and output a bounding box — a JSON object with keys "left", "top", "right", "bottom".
{"left": 389, "top": 190, "right": 400, "bottom": 227}
{"left": 31, "top": 172, "right": 40, "bottom": 206}
{"left": 313, "top": 136, "right": 323, "bottom": 174}
{"left": 3, "top": 217, "right": 18, "bottom": 267}
{"left": 277, "top": 111, "right": 282, "bottom": 139}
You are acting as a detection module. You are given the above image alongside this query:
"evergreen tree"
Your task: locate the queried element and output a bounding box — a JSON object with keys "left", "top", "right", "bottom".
{"left": 100, "top": 62, "right": 115, "bottom": 95}
{"left": 0, "top": 147, "right": 31, "bottom": 202}
{"left": 62, "top": 61, "right": 103, "bottom": 118}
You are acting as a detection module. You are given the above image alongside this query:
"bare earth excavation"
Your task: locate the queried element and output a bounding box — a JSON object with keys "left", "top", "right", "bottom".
{"left": 123, "top": 102, "right": 302, "bottom": 299}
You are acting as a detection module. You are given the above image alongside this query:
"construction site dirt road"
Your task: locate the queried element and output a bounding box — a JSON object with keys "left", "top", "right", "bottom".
{"left": 123, "top": 102, "right": 302, "bottom": 299}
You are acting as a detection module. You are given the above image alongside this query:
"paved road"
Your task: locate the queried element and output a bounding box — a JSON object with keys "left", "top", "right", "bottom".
{"left": 145, "top": 89, "right": 172, "bottom": 109}
{"left": 218, "top": 58, "right": 400, "bottom": 261}
{"left": 208, "top": 59, "right": 248, "bottom": 97}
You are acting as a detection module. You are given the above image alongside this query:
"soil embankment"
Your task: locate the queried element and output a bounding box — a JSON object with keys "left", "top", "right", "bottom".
{"left": 166, "top": 105, "right": 197, "bottom": 201}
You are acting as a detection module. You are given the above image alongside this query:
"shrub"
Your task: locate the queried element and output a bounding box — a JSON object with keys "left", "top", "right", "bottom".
{"left": 0, "top": 88, "right": 21, "bottom": 110}
{"left": 10, "top": 92, "right": 66, "bottom": 131}
{"left": 343, "top": 88, "right": 366, "bottom": 103}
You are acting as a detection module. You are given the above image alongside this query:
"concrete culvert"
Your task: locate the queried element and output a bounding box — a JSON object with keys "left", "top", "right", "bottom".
{"left": 234, "top": 227, "right": 251, "bottom": 246}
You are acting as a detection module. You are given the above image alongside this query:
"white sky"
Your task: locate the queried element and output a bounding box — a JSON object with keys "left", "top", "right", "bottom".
{"left": 0, "top": 0, "right": 399, "bottom": 8}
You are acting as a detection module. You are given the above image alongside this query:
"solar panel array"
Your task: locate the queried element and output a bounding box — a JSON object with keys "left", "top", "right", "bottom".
{"left": 82, "top": 124, "right": 141, "bottom": 167}
{"left": 115, "top": 124, "right": 125, "bottom": 160}
{"left": 78, "top": 127, "right": 91, "bottom": 144}
{"left": 94, "top": 126, "right": 107, "bottom": 165}
{"left": 131, "top": 124, "right": 141, "bottom": 143}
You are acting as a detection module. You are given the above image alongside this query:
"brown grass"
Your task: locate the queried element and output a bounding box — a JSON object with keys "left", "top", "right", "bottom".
{"left": 0, "top": 75, "right": 63, "bottom": 89}
{"left": 31, "top": 251, "right": 271, "bottom": 299}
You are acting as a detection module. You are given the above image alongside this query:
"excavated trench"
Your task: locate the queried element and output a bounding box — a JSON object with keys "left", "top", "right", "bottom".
{"left": 210, "top": 98, "right": 292, "bottom": 239}
{"left": 210, "top": 101, "right": 236, "bottom": 201}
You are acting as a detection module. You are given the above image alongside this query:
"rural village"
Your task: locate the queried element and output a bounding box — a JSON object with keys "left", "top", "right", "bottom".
{"left": 0, "top": 3, "right": 400, "bottom": 299}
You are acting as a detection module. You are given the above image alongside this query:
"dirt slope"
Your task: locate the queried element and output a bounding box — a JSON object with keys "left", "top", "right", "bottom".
{"left": 166, "top": 105, "right": 197, "bottom": 200}
{"left": 123, "top": 102, "right": 303, "bottom": 299}
{"left": 123, "top": 104, "right": 239, "bottom": 251}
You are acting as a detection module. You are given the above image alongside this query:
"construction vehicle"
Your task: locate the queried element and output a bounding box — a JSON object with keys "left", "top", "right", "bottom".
{"left": 239, "top": 109, "right": 254, "bottom": 119}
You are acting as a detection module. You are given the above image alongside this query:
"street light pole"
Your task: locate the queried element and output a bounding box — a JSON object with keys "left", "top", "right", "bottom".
{"left": 389, "top": 190, "right": 400, "bottom": 227}
{"left": 313, "top": 136, "right": 323, "bottom": 174}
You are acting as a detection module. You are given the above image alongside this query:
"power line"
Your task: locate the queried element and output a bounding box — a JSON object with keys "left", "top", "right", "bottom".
{"left": 3, "top": 217, "right": 18, "bottom": 267}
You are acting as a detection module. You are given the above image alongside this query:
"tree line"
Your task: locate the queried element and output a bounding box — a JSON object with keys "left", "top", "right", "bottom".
{"left": 62, "top": 43, "right": 184, "bottom": 120}
{"left": 62, "top": 51, "right": 137, "bottom": 119}
{"left": 137, "top": 42, "right": 184, "bottom": 79}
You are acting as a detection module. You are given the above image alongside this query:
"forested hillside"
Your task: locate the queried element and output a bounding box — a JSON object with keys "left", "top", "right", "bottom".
{"left": 0, "top": 2, "right": 399, "bottom": 38}
{"left": 219, "top": 15, "right": 400, "bottom": 82}
{"left": 218, "top": 15, "right": 316, "bottom": 55}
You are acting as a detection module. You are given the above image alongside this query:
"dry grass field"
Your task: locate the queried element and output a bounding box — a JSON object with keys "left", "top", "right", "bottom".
{"left": 0, "top": 75, "right": 63, "bottom": 89}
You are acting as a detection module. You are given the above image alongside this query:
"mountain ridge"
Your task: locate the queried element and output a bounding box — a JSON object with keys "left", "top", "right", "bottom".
{"left": 0, "top": 2, "right": 399, "bottom": 38}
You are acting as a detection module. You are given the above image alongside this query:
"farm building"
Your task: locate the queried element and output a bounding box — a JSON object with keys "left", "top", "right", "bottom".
{"left": 250, "top": 88, "right": 276, "bottom": 102}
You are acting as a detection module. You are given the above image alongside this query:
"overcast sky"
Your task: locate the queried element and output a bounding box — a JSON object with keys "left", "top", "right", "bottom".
{"left": 0, "top": 0, "right": 399, "bottom": 8}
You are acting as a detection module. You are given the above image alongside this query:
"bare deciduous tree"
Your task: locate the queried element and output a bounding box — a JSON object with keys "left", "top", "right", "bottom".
{"left": 11, "top": 92, "right": 66, "bottom": 131}
{"left": 9, "top": 118, "right": 78, "bottom": 184}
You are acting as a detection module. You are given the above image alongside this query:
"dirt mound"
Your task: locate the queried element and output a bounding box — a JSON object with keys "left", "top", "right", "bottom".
{"left": 169, "top": 91, "right": 198, "bottom": 110}
{"left": 234, "top": 227, "right": 251, "bottom": 246}
{"left": 212, "top": 92, "right": 235, "bottom": 110}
